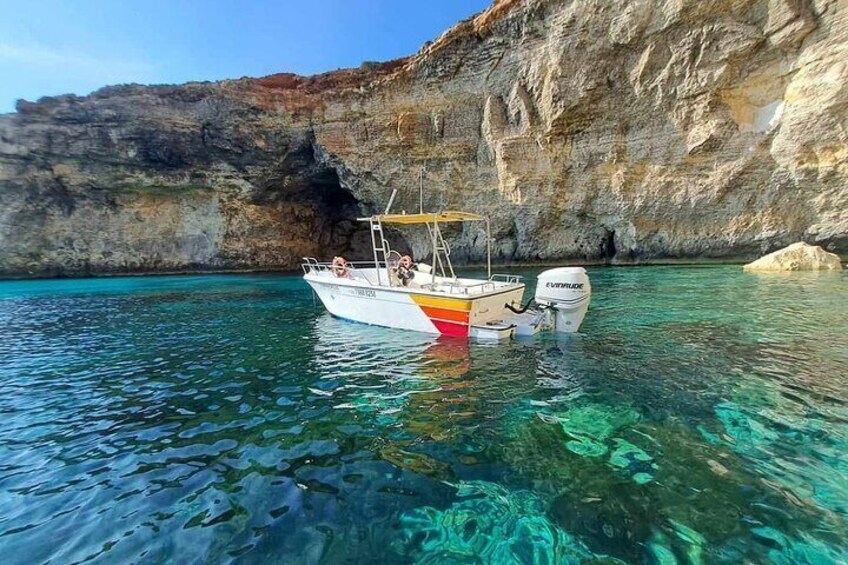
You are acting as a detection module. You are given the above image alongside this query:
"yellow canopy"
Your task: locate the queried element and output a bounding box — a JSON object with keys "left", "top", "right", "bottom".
{"left": 357, "top": 211, "right": 486, "bottom": 225}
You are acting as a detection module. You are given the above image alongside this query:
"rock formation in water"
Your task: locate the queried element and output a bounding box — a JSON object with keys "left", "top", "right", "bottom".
{"left": 743, "top": 241, "right": 842, "bottom": 271}
{"left": 1, "top": 0, "right": 847, "bottom": 276}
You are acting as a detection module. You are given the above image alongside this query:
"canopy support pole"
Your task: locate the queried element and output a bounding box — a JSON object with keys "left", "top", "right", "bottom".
{"left": 486, "top": 219, "right": 492, "bottom": 279}
{"left": 418, "top": 170, "right": 424, "bottom": 214}
{"left": 430, "top": 221, "right": 437, "bottom": 285}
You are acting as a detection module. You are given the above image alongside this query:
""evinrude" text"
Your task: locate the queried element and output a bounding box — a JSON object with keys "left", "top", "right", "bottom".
{"left": 546, "top": 282, "right": 584, "bottom": 289}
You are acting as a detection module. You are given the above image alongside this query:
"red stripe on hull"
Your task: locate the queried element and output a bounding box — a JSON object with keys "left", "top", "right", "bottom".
{"left": 431, "top": 319, "right": 469, "bottom": 337}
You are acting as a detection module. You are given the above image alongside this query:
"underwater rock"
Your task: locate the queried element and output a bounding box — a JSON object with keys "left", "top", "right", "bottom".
{"left": 743, "top": 242, "right": 843, "bottom": 272}
{"left": 608, "top": 439, "right": 658, "bottom": 484}
{"left": 746, "top": 528, "right": 847, "bottom": 564}
{"left": 714, "top": 401, "right": 782, "bottom": 446}
{"left": 540, "top": 403, "right": 641, "bottom": 458}
{"left": 506, "top": 407, "right": 847, "bottom": 562}
{"left": 394, "top": 480, "right": 609, "bottom": 563}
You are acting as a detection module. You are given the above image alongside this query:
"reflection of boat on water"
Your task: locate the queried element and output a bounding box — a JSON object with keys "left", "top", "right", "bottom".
{"left": 309, "top": 313, "right": 537, "bottom": 420}
{"left": 310, "top": 314, "right": 489, "bottom": 467}
{"left": 310, "top": 314, "right": 440, "bottom": 381}
{"left": 303, "top": 197, "right": 592, "bottom": 340}
{"left": 310, "top": 314, "right": 473, "bottom": 384}
{"left": 419, "top": 339, "right": 472, "bottom": 381}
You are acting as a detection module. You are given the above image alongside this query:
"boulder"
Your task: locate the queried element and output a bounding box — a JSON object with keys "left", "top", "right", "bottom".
{"left": 743, "top": 242, "right": 843, "bottom": 272}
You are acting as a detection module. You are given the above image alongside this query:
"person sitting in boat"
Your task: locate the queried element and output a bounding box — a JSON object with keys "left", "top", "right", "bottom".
{"left": 331, "top": 256, "right": 351, "bottom": 278}
{"left": 394, "top": 255, "right": 416, "bottom": 287}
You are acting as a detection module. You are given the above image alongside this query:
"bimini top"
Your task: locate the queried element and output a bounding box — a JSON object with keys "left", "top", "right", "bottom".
{"left": 357, "top": 211, "right": 486, "bottom": 225}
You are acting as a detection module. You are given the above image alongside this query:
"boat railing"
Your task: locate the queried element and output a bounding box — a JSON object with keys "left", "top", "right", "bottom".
{"left": 430, "top": 274, "right": 524, "bottom": 295}
{"left": 301, "top": 258, "right": 390, "bottom": 286}
{"left": 303, "top": 258, "right": 522, "bottom": 295}
{"left": 422, "top": 280, "right": 498, "bottom": 295}
{"left": 301, "top": 257, "right": 321, "bottom": 273}
{"left": 302, "top": 258, "right": 391, "bottom": 270}
{"left": 489, "top": 273, "right": 523, "bottom": 284}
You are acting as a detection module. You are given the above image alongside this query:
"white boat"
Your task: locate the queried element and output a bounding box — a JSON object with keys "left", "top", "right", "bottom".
{"left": 302, "top": 209, "right": 591, "bottom": 340}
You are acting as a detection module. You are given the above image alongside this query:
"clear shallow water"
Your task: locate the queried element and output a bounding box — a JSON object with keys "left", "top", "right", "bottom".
{"left": 0, "top": 266, "right": 846, "bottom": 564}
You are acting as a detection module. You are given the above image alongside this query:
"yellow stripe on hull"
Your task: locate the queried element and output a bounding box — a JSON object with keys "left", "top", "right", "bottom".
{"left": 410, "top": 294, "right": 472, "bottom": 312}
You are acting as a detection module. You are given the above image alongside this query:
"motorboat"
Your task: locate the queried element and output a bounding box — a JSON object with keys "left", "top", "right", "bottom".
{"left": 302, "top": 205, "right": 591, "bottom": 340}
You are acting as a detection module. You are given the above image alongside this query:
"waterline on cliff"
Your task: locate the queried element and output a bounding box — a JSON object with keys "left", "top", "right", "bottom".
{"left": 0, "top": 256, "right": 770, "bottom": 281}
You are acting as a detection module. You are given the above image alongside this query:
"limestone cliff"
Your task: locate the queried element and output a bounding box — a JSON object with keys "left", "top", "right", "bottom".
{"left": 1, "top": 0, "right": 847, "bottom": 277}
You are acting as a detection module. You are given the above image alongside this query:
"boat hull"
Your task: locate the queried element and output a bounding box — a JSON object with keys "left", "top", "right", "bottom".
{"left": 305, "top": 276, "right": 525, "bottom": 337}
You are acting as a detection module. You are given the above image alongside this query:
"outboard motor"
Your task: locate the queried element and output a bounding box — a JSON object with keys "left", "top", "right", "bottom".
{"left": 535, "top": 267, "right": 591, "bottom": 333}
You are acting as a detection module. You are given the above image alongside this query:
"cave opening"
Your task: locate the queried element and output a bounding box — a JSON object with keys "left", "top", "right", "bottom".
{"left": 257, "top": 141, "right": 408, "bottom": 264}
{"left": 600, "top": 229, "right": 617, "bottom": 260}
{"left": 306, "top": 165, "right": 373, "bottom": 259}
{"left": 306, "top": 166, "right": 413, "bottom": 262}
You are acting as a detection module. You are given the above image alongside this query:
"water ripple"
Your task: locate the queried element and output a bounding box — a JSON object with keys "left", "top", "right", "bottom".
{"left": 0, "top": 268, "right": 846, "bottom": 563}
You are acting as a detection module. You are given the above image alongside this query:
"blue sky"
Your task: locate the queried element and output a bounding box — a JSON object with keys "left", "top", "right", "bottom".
{"left": 0, "top": 0, "right": 491, "bottom": 113}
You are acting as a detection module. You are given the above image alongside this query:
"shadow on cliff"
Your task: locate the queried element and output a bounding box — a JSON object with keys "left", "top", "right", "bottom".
{"left": 247, "top": 139, "right": 409, "bottom": 266}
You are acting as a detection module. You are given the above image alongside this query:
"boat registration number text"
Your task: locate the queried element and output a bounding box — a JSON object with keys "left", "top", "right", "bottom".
{"left": 350, "top": 288, "right": 376, "bottom": 298}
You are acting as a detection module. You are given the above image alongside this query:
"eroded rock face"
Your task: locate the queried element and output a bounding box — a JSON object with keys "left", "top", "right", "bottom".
{"left": 1, "top": 0, "right": 847, "bottom": 276}
{"left": 743, "top": 241, "right": 842, "bottom": 271}
{"left": 0, "top": 85, "right": 380, "bottom": 275}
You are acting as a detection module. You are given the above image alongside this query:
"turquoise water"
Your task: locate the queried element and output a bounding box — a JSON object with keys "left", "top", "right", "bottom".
{"left": 0, "top": 266, "right": 846, "bottom": 564}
